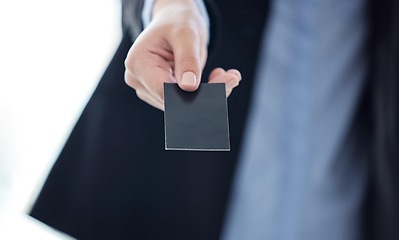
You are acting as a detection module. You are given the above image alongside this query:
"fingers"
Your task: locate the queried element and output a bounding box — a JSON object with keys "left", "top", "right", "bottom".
{"left": 124, "top": 69, "right": 165, "bottom": 111}
{"left": 209, "top": 67, "right": 225, "bottom": 79}
{"left": 226, "top": 69, "right": 242, "bottom": 80}
{"left": 125, "top": 42, "right": 176, "bottom": 102}
{"left": 169, "top": 27, "right": 205, "bottom": 92}
{"left": 124, "top": 1, "right": 209, "bottom": 111}
{"left": 208, "top": 68, "right": 242, "bottom": 97}
{"left": 136, "top": 55, "right": 175, "bottom": 101}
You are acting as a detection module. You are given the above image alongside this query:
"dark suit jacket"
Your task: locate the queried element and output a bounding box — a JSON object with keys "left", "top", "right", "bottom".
{"left": 30, "top": 0, "right": 398, "bottom": 239}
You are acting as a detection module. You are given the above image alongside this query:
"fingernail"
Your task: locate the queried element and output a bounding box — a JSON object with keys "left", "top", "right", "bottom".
{"left": 182, "top": 71, "right": 196, "bottom": 87}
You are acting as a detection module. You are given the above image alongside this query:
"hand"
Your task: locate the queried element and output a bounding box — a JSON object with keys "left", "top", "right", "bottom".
{"left": 124, "top": 0, "right": 242, "bottom": 110}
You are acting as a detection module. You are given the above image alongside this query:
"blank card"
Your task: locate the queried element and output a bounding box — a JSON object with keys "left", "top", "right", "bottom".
{"left": 164, "top": 83, "right": 230, "bottom": 151}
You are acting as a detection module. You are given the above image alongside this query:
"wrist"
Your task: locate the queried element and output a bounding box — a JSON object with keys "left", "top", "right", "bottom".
{"left": 153, "top": 0, "right": 199, "bottom": 17}
{"left": 152, "top": 0, "right": 209, "bottom": 43}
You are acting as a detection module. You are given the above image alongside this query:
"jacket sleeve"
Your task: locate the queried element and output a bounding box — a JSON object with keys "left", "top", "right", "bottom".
{"left": 121, "top": 0, "right": 145, "bottom": 40}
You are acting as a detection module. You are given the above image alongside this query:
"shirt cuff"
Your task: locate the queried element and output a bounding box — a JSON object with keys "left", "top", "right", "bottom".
{"left": 142, "top": 0, "right": 210, "bottom": 30}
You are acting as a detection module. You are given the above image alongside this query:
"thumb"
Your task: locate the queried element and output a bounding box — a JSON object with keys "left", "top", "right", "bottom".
{"left": 170, "top": 30, "right": 202, "bottom": 92}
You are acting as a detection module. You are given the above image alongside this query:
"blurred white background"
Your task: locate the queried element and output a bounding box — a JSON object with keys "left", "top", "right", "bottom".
{"left": 0, "top": 1, "right": 122, "bottom": 239}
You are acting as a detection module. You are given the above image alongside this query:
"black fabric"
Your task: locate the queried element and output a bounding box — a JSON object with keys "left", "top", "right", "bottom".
{"left": 30, "top": 0, "right": 399, "bottom": 239}
{"left": 121, "top": 0, "right": 144, "bottom": 39}
{"left": 369, "top": 0, "right": 399, "bottom": 238}
{"left": 31, "top": 34, "right": 231, "bottom": 240}
{"left": 30, "top": 1, "right": 269, "bottom": 239}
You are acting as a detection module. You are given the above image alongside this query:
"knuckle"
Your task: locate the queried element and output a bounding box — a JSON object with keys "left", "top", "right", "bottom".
{"left": 177, "top": 53, "right": 200, "bottom": 67}
{"left": 124, "top": 45, "right": 141, "bottom": 70}
{"left": 124, "top": 55, "right": 138, "bottom": 71}
{"left": 124, "top": 71, "right": 135, "bottom": 87}
{"left": 135, "top": 90, "right": 145, "bottom": 101}
{"left": 124, "top": 55, "right": 130, "bottom": 67}
{"left": 124, "top": 50, "right": 134, "bottom": 68}
{"left": 230, "top": 79, "right": 239, "bottom": 88}
{"left": 227, "top": 73, "right": 239, "bottom": 83}
{"left": 232, "top": 79, "right": 239, "bottom": 87}
{"left": 172, "top": 25, "right": 197, "bottom": 38}
{"left": 227, "top": 69, "right": 242, "bottom": 80}
{"left": 124, "top": 71, "right": 141, "bottom": 90}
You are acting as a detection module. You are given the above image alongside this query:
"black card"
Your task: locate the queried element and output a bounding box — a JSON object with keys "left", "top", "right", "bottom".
{"left": 164, "top": 83, "right": 230, "bottom": 151}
